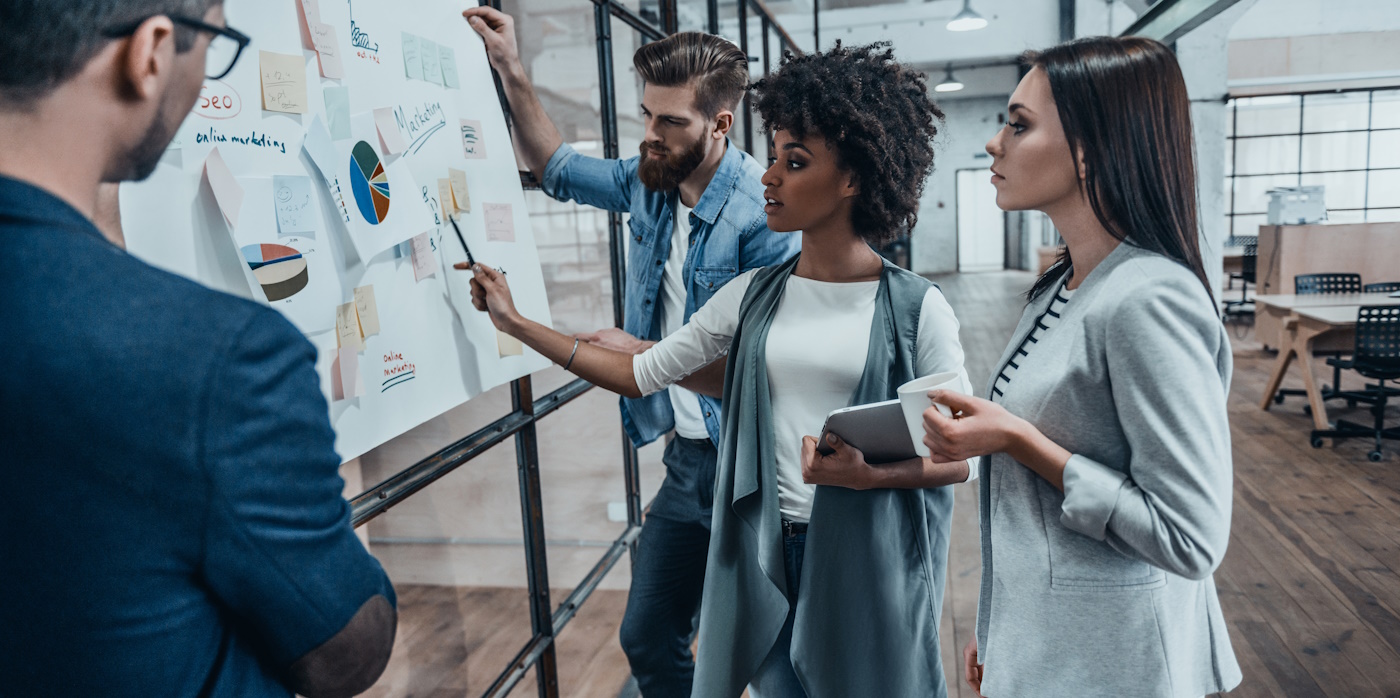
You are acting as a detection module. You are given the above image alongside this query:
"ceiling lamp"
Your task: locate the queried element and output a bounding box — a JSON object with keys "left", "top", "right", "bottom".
{"left": 934, "top": 66, "right": 965, "bottom": 93}
{"left": 946, "top": 0, "right": 988, "bottom": 32}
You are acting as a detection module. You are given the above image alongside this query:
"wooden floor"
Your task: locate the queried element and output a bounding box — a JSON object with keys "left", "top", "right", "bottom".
{"left": 367, "top": 270, "right": 1400, "bottom": 698}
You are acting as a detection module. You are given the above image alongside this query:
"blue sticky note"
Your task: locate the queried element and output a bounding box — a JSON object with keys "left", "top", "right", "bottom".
{"left": 322, "top": 85, "right": 351, "bottom": 141}
{"left": 401, "top": 32, "right": 423, "bottom": 81}
{"left": 272, "top": 174, "right": 316, "bottom": 236}
{"left": 419, "top": 38, "right": 443, "bottom": 86}
{"left": 439, "top": 44, "right": 460, "bottom": 89}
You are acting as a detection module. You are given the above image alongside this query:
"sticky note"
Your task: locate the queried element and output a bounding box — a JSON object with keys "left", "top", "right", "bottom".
{"left": 438, "top": 44, "right": 460, "bottom": 88}
{"left": 497, "top": 330, "right": 524, "bottom": 357}
{"left": 401, "top": 32, "right": 423, "bottom": 81}
{"left": 372, "top": 107, "right": 408, "bottom": 155}
{"left": 336, "top": 301, "right": 364, "bottom": 350}
{"left": 322, "top": 86, "right": 351, "bottom": 140}
{"left": 259, "top": 51, "right": 308, "bottom": 114}
{"left": 419, "top": 38, "right": 443, "bottom": 85}
{"left": 296, "top": 0, "right": 320, "bottom": 48}
{"left": 203, "top": 147, "right": 243, "bottom": 228}
{"left": 483, "top": 203, "right": 515, "bottom": 242}
{"left": 333, "top": 346, "right": 364, "bottom": 401}
{"left": 272, "top": 175, "right": 316, "bottom": 235}
{"left": 437, "top": 178, "right": 456, "bottom": 214}
{"left": 310, "top": 22, "right": 344, "bottom": 80}
{"left": 459, "top": 119, "right": 486, "bottom": 159}
{"left": 354, "top": 285, "right": 380, "bottom": 337}
{"left": 410, "top": 232, "right": 440, "bottom": 281}
{"left": 448, "top": 168, "right": 470, "bottom": 213}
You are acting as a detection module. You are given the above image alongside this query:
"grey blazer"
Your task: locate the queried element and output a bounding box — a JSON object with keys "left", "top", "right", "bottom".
{"left": 976, "top": 243, "right": 1242, "bottom": 697}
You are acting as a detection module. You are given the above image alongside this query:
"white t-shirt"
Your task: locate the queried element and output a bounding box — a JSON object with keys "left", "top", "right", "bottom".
{"left": 633, "top": 269, "right": 975, "bottom": 523}
{"left": 658, "top": 202, "right": 711, "bottom": 440}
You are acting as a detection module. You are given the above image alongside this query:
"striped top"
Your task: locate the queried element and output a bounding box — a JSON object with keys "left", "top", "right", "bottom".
{"left": 992, "top": 281, "right": 1075, "bottom": 402}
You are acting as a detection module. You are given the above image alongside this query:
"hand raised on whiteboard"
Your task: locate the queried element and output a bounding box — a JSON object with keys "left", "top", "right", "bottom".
{"left": 462, "top": 6, "right": 522, "bottom": 78}
{"left": 458, "top": 262, "right": 522, "bottom": 333}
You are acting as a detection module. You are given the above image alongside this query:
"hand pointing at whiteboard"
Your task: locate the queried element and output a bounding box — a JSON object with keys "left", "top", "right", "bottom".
{"left": 458, "top": 262, "right": 521, "bottom": 333}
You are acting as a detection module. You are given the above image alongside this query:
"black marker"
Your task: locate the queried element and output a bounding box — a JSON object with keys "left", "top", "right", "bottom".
{"left": 448, "top": 215, "right": 476, "bottom": 267}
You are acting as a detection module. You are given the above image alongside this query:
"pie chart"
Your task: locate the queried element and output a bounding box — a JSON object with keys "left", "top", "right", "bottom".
{"left": 241, "top": 243, "right": 309, "bottom": 302}
{"left": 350, "top": 141, "right": 391, "bottom": 225}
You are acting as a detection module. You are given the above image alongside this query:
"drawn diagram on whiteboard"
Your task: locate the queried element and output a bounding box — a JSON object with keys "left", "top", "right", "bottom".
{"left": 350, "top": 141, "right": 391, "bottom": 224}
{"left": 241, "top": 243, "right": 309, "bottom": 301}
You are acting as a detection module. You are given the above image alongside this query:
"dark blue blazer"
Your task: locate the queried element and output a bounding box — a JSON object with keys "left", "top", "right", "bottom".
{"left": 0, "top": 175, "right": 395, "bottom": 696}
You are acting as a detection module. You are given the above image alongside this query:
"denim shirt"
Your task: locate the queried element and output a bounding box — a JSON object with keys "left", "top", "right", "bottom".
{"left": 543, "top": 139, "right": 799, "bottom": 447}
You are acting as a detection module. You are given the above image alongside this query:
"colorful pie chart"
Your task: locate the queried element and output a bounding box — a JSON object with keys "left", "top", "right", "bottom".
{"left": 241, "top": 243, "right": 309, "bottom": 302}
{"left": 350, "top": 141, "right": 391, "bottom": 225}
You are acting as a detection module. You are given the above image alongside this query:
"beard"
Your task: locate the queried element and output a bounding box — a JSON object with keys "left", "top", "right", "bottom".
{"left": 110, "top": 102, "right": 180, "bottom": 183}
{"left": 636, "top": 135, "right": 708, "bottom": 192}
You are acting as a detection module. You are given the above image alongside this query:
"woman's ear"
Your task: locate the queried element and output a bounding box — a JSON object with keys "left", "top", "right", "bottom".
{"left": 1075, "top": 146, "right": 1087, "bottom": 181}
{"left": 843, "top": 174, "right": 860, "bottom": 199}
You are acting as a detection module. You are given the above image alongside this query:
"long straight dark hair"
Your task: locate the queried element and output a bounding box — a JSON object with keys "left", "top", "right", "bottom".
{"left": 1024, "top": 36, "right": 1214, "bottom": 305}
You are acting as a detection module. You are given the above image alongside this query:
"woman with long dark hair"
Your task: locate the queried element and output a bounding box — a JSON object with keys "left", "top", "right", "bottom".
{"left": 468, "top": 43, "right": 971, "bottom": 697}
{"left": 919, "top": 37, "right": 1241, "bottom": 697}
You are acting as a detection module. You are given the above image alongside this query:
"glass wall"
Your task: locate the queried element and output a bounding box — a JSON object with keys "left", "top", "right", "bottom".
{"left": 1225, "top": 88, "right": 1400, "bottom": 239}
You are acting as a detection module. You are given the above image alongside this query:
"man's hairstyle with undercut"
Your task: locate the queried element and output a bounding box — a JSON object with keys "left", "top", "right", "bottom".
{"left": 0, "top": 0, "right": 219, "bottom": 108}
{"left": 632, "top": 32, "right": 749, "bottom": 118}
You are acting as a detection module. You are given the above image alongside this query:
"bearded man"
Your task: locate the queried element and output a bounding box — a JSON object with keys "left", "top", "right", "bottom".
{"left": 463, "top": 9, "right": 799, "bottom": 697}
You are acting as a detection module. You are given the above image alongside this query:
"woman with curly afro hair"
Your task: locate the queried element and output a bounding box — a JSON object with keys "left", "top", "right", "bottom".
{"left": 466, "top": 42, "right": 969, "bottom": 697}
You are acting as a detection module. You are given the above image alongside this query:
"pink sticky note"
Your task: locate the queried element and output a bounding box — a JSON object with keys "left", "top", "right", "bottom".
{"left": 373, "top": 107, "right": 408, "bottom": 155}
{"left": 483, "top": 203, "right": 516, "bottom": 242}
{"left": 310, "top": 22, "right": 344, "bottom": 79}
{"left": 297, "top": 0, "right": 320, "bottom": 48}
{"left": 203, "top": 147, "right": 243, "bottom": 227}
{"left": 334, "top": 346, "right": 363, "bottom": 401}
{"left": 410, "top": 232, "right": 439, "bottom": 282}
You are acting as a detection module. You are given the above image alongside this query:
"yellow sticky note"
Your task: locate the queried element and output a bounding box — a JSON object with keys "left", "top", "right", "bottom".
{"left": 336, "top": 301, "right": 364, "bottom": 350}
{"left": 259, "top": 50, "right": 308, "bottom": 114}
{"left": 438, "top": 178, "right": 456, "bottom": 214}
{"left": 497, "top": 330, "right": 523, "bottom": 357}
{"left": 448, "top": 168, "right": 470, "bottom": 213}
{"left": 353, "top": 285, "right": 380, "bottom": 337}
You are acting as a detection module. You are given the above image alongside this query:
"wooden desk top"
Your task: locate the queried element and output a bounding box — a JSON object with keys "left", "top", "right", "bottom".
{"left": 1252, "top": 292, "right": 1400, "bottom": 310}
{"left": 1294, "top": 305, "right": 1368, "bottom": 326}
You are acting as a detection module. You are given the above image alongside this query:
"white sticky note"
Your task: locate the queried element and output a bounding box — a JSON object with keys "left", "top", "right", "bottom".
{"left": 336, "top": 301, "right": 364, "bottom": 350}
{"left": 438, "top": 44, "right": 460, "bottom": 88}
{"left": 258, "top": 50, "right": 308, "bottom": 114}
{"left": 419, "top": 38, "right": 443, "bottom": 85}
{"left": 203, "top": 147, "right": 243, "bottom": 228}
{"left": 410, "top": 232, "right": 439, "bottom": 282}
{"left": 354, "top": 285, "right": 381, "bottom": 337}
{"left": 401, "top": 32, "right": 423, "bottom": 81}
{"left": 334, "top": 346, "right": 364, "bottom": 400}
{"left": 459, "top": 119, "right": 486, "bottom": 159}
{"left": 372, "top": 107, "right": 408, "bottom": 155}
{"left": 272, "top": 175, "right": 316, "bottom": 235}
{"left": 310, "top": 22, "right": 344, "bottom": 80}
{"left": 483, "top": 203, "right": 516, "bottom": 242}
{"left": 322, "top": 86, "right": 351, "bottom": 141}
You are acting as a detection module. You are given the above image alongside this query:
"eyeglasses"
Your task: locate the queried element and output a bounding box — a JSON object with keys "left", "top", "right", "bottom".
{"left": 102, "top": 16, "right": 251, "bottom": 81}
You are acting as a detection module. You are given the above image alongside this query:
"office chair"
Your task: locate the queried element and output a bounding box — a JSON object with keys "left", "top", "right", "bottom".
{"left": 1222, "top": 237, "right": 1256, "bottom": 319}
{"left": 1364, "top": 282, "right": 1400, "bottom": 294}
{"left": 1310, "top": 306, "right": 1400, "bottom": 462}
{"left": 1276, "top": 273, "right": 1365, "bottom": 410}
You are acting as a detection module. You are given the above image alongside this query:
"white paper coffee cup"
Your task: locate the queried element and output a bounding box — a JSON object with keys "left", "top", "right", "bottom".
{"left": 897, "top": 372, "right": 964, "bottom": 458}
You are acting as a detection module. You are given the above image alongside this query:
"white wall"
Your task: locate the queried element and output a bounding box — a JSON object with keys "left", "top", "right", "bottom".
{"left": 1230, "top": 0, "right": 1400, "bottom": 39}
{"left": 912, "top": 96, "right": 1010, "bottom": 274}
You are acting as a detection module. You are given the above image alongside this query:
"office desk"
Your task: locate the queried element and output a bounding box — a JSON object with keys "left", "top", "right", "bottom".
{"left": 1257, "top": 293, "right": 1400, "bottom": 430}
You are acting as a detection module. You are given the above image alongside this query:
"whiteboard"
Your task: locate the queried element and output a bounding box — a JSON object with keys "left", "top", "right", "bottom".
{"left": 121, "top": 0, "right": 552, "bottom": 462}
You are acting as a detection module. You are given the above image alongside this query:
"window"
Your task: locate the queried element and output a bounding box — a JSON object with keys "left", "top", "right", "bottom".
{"left": 1225, "top": 88, "right": 1400, "bottom": 240}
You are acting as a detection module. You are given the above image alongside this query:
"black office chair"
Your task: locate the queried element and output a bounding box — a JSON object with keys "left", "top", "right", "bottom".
{"left": 1364, "top": 281, "right": 1400, "bottom": 294}
{"left": 1275, "top": 272, "right": 1365, "bottom": 410}
{"left": 1222, "top": 237, "right": 1256, "bottom": 319}
{"left": 1310, "top": 306, "right": 1400, "bottom": 462}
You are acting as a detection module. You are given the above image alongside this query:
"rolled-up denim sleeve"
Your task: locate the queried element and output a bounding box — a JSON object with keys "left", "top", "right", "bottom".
{"left": 541, "top": 142, "right": 637, "bottom": 213}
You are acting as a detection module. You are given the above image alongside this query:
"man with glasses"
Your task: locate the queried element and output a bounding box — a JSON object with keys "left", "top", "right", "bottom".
{"left": 0, "top": 2, "right": 397, "bottom": 696}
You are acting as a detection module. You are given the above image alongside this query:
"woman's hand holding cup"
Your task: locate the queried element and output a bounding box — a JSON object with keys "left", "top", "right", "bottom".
{"left": 919, "top": 390, "right": 1026, "bottom": 464}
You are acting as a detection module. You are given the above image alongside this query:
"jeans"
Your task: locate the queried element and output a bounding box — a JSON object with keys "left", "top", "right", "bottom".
{"left": 748, "top": 526, "right": 810, "bottom": 698}
{"left": 618, "top": 437, "right": 716, "bottom": 698}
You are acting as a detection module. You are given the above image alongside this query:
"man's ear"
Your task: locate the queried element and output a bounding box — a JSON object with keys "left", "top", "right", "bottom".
{"left": 119, "top": 16, "right": 178, "bottom": 101}
{"left": 713, "top": 110, "right": 734, "bottom": 138}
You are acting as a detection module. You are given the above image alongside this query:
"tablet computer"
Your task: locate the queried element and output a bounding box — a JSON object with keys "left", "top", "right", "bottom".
{"left": 816, "top": 399, "right": 918, "bottom": 464}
